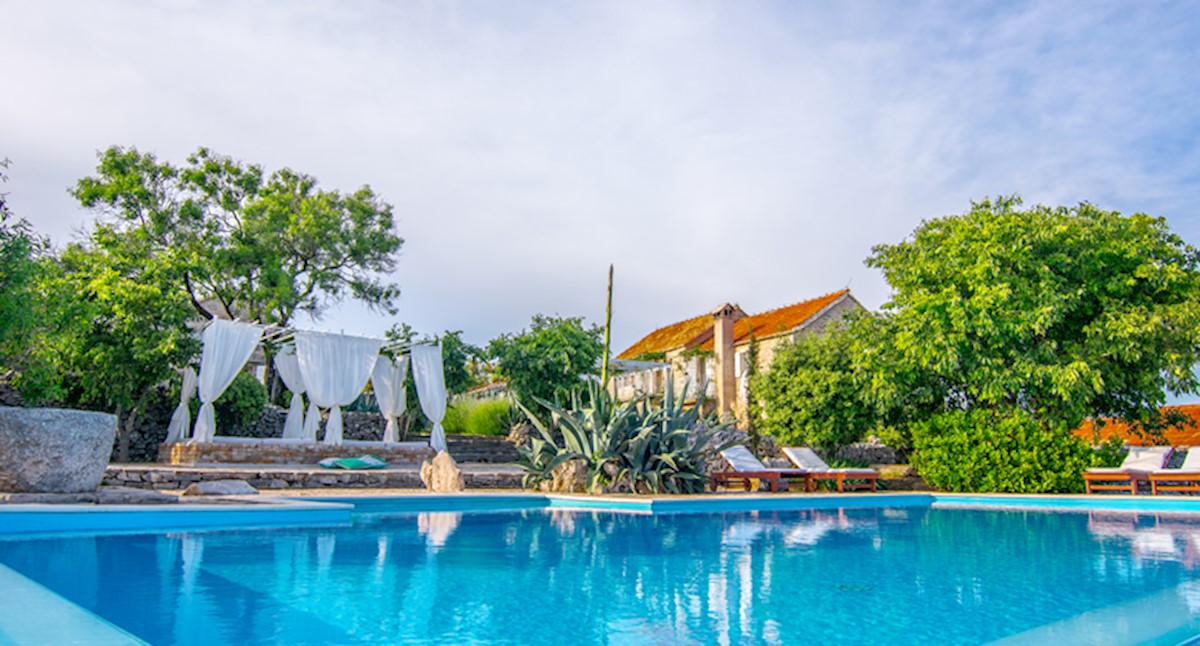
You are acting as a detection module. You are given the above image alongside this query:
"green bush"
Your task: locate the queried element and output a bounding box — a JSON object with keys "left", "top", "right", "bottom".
{"left": 440, "top": 398, "right": 512, "bottom": 436}
{"left": 442, "top": 401, "right": 468, "bottom": 435}
{"left": 912, "top": 409, "right": 1098, "bottom": 493}
{"left": 214, "top": 371, "right": 268, "bottom": 430}
{"left": 465, "top": 398, "right": 510, "bottom": 436}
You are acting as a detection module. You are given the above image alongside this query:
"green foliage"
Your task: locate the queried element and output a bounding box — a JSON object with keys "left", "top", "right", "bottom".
{"left": 516, "top": 382, "right": 736, "bottom": 494}
{"left": 0, "top": 161, "right": 60, "bottom": 402}
{"left": 438, "top": 330, "right": 485, "bottom": 396}
{"left": 464, "top": 398, "right": 511, "bottom": 436}
{"left": 751, "top": 313, "right": 923, "bottom": 452}
{"left": 488, "top": 314, "right": 604, "bottom": 404}
{"left": 911, "top": 409, "right": 1098, "bottom": 493}
{"left": 72, "top": 146, "right": 404, "bottom": 326}
{"left": 214, "top": 371, "right": 268, "bottom": 430}
{"left": 867, "top": 196, "right": 1200, "bottom": 429}
{"left": 1093, "top": 436, "right": 1128, "bottom": 469}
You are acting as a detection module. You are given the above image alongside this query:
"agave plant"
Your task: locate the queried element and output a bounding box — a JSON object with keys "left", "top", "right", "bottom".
{"left": 515, "top": 379, "right": 738, "bottom": 494}
{"left": 616, "top": 380, "right": 738, "bottom": 494}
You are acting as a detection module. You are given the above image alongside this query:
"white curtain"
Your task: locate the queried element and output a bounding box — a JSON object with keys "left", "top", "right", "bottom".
{"left": 191, "top": 320, "right": 262, "bottom": 443}
{"left": 412, "top": 342, "right": 448, "bottom": 453}
{"left": 165, "top": 367, "right": 197, "bottom": 443}
{"left": 295, "top": 331, "right": 383, "bottom": 445}
{"left": 372, "top": 355, "right": 409, "bottom": 443}
{"left": 274, "top": 346, "right": 310, "bottom": 440}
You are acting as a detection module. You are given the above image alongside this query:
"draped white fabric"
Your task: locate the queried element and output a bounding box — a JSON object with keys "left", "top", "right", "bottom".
{"left": 274, "top": 347, "right": 310, "bottom": 440}
{"left": 412, "top": 342, "right": 448, "bottom": 453}
{"left": 165, "top": 367, "right": 197, "bottom": 443}
{"left": 295, "top": 331, "right": 383, "bottom": 445}
{"left": 371, "top": 355, "right": 409, "bottom": 443}
{"left": 192, "top": 320, "right": 262, "bottom": 443}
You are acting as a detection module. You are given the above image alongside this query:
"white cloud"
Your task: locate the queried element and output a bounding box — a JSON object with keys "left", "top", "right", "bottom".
{"left": 2, "top": 0, "right": 1198, "bottom": 357}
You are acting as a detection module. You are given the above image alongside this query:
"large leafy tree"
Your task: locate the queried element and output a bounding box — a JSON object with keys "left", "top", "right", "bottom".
{"left": 867, "top": 197, "right": 1200, "bottom": 429}
{"left": 488, "top": 315, "right": 604, "bottom": 404}
{"left": 47, "top": 238, "right": 200, "bottom": 460}
{"left": 0, "top": 159, "right": 59, "bottom": 402}
{"left": 751, "top": 312, "right": 941, "bottom": 452}
{"left": 72, "top": 146, "right": 403, "bottom": 326}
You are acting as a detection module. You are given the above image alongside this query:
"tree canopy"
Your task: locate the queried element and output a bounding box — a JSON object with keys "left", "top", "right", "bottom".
{"left": 72, "top": 146, "right": 404, "bottom": 327}
{"left": 488, "top": 315, "right": 604, "bottom": 404}
{"left": 867, "top": 196, "right": 1200, "bottom": 429}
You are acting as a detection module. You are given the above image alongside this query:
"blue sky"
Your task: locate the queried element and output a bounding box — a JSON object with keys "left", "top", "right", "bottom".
{"left": 3, "top": 0, "right": 1200, "bottom": 392}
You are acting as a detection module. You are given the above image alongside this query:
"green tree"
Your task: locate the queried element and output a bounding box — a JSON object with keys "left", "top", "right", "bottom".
{"left": 0, "top": 160, "right": 59, "bottom": 402}
{"left": 488, "top": 315, "right": 604, "bottom": 404}
{"left": 867, "top": 197, "right": 1200, "bottom": 428}
{"left": 72, "top": 146, "right": 403, "bottom": 326}
{"left": 862, "top": 197, "right": 1200, "bottom": 492}
{"left": 49, "top": 241, "right": 200, "bottom": 460}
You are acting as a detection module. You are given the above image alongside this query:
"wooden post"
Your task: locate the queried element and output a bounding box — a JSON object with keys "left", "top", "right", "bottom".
{"left": 600, "top": 264, "right": 614, "bottom": 389}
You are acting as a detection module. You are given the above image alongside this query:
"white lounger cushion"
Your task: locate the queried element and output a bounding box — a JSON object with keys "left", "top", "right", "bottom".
{"left": 1086, "top": 446, "right": 1171, "bottom": 474}
{"left": 782, "top": 447, "right": 876, "bottom": 475}
{"left": 720, "top": 446, "right": 769, "bottom": 472}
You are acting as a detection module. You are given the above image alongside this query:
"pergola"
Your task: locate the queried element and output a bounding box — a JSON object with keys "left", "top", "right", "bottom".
{"left": 164, "top": 319, "right": 449, "bottom": 453}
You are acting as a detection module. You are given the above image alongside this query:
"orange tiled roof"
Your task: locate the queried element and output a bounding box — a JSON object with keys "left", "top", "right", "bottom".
{"left": 616, "top": 313, "right": 713, "bottom": 360}
{"left": 616, "top": 290, "right": 850, "bottom": 359}
{"left": 1073, "top": 404, "right": 1200, "bottom": 446}
{"left": 698, "top": 290, "right": 849, "bottom": 351}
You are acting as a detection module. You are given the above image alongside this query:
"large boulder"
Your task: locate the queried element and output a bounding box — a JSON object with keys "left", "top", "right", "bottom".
{"left": 0, "top": 407, "right": 117, "bottom": 493}
{"left": 421, "top": 451, "right": 465, "bottom": 492}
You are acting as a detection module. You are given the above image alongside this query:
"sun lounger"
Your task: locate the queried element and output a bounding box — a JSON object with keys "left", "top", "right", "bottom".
{"left": 1082, "top": 446, "right": 1172, "bottom": 494}
{"left": 710, "top": 446, "right": 810, "bottom": 493}
{"left": 1149, "top": 448, "right": 1200, "bottom": 495}
{"left": 318, "top": 454, "right": 388, "bottom": 470}
{"left": 781, "top": 447, "right": 878, "bottom": 492}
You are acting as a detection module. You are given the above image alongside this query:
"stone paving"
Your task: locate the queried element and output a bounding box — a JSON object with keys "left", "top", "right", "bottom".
{"left": 103, "top": 462, "right": 524, "bottom": 491}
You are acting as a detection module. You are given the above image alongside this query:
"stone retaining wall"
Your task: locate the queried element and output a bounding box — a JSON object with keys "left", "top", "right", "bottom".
{"left": 158, "top": 440, "right": 436, "bottom": 465}
{"left": 103, "top": 465, "right": 521, "bottom": 490}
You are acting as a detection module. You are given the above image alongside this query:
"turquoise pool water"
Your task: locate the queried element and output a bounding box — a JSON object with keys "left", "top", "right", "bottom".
{"left": 2, "top": 501, "right": 1200, "bottom": 644}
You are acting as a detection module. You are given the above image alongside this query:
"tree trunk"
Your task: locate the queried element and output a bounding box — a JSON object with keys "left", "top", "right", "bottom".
{"left": 114, "top": 405, "right": 130, "bottom": 463}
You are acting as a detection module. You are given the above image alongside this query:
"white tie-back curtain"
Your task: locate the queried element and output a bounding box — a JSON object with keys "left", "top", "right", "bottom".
{"left": 412, "top": 342, "right": 448, "bottom": 453}
{"left": 165, "top": 367, "right": 198, "bottom": 443}
{"left": 295, "top": 331, "right": 383, "bottom": 445}
{"left": 274, "top": 347, "right": 310, "bottom": 440}
{"left": 372, "top": 355, "right": 409, "bottom": 443}
{"left": 192, "top": 320, "right": 262, "bottom": 443}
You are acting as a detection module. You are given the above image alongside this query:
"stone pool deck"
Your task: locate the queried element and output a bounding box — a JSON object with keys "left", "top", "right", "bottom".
{"left": 103, "top": 462, "right": 524, "bottom": 491}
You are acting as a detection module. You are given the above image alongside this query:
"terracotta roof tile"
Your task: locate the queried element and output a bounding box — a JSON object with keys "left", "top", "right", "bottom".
{"left": 1073, "top": 404, "right": 1200, "bottom": 446}
{"left": 616, "top": 290, "right": 850, "bottom": 359}
{"left": 615, "top": 313, "right": 713, "bottom": 360}
{"left": 698, "top": 290, "right": 849, "bottom": 351}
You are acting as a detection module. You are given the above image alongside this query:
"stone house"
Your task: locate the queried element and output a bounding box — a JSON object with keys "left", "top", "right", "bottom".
{"left": 610, "top": 289, "right": 863, "bottom": 424}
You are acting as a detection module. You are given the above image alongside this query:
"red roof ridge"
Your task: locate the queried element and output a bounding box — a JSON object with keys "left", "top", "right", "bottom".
{"left": 618, "top": 289, "right": 852, "bottom": 359}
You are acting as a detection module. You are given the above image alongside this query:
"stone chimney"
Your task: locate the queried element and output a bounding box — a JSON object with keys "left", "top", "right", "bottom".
{"left": 711, "top": 303, "right": 745, "bottom": 419}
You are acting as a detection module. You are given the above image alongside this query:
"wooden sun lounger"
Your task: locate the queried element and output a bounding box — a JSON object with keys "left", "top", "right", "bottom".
{"left": 781, "top": 447, "right": 878, "bottom": 492}
{"left": 1148, "top": 448, "right": 1200, "bottom": 495}
{"left": 710, "top": 469, "right": 812, "bottom": 493}
{"left": 1082, "top": 446, "right": 1172, "bottom": 494}
{"left": 710, "top": 446, "right": 811, "bottom": 493}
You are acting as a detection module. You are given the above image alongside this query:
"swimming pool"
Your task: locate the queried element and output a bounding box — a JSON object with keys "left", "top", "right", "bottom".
{"left": 2, "top": 495, "right": 1200, "bottom": 645}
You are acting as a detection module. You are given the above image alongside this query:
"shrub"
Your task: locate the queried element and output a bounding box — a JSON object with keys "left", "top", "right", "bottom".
{"left": 442, "top": 400, "right": 468, "bottom": 435}
{"left": 464, "top": 398, "right": 510, "bottom": 436}
{"left": 911, "top": 409, "right": 1098, "bottom": 493}
{"left": 214, "top": 371, "right": 268, "bottom": 430}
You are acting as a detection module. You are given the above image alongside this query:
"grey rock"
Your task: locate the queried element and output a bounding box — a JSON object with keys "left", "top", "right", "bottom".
{"left": 0, "top": 492, "right": 98, "bottom": 504}
{"left": 0, "top": 407, "right": 117, "bottom": 493}
{"left": 181, "top": 479, "right": 259, "bottom": 496}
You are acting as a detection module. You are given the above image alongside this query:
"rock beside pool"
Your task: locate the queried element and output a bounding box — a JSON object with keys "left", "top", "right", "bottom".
{"left": 182, "top": 479, "right": 259, "bottom": 496}
{"left": 421, "top": 451, "right": 465, "bottom": 492}
{"left": 0, "top": 406, "right": 116, "bottom": 493}
{"left": 541, "top": 458, "right": 588, "bottom": 493}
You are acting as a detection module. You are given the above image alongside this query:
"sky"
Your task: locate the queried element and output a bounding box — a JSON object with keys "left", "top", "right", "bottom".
{"left": 4, "top": 1, "right": 1200, "bottom": 363}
